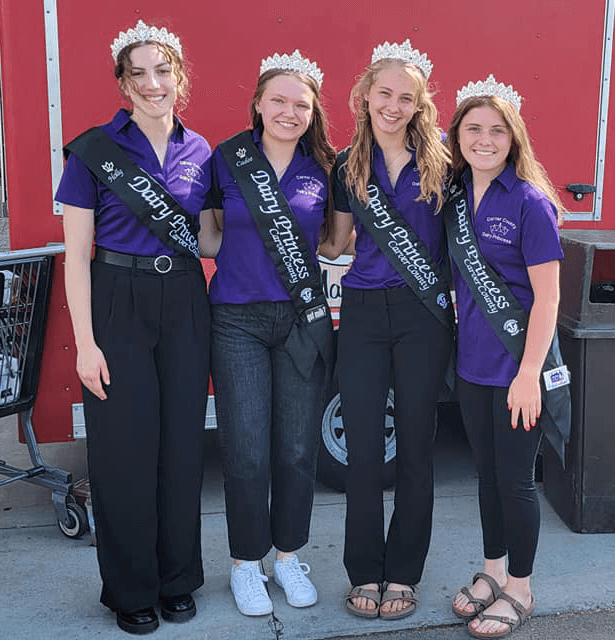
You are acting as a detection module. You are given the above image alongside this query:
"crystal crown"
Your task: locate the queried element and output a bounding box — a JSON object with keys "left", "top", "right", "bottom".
{"left": 111, "top": 20, "right": 182, "bottom": 62}
{"left": 456, "top": 74, "right": 522, "bottom": 112}
{"left": 371, "top": 39, "right": 433, "bottom": 79}
{"left": 260, "top": 50, "right": 323, "bottom": 87}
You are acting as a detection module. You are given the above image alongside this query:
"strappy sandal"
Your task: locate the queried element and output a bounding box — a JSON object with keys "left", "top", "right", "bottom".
{"left": 452, "top": 572, "right": 502, "bottom": 620}
{"left": 345, "top": 585, "right": 381, "bottom": 619}
{"left": 379, "top": 582, "right": 419, "bottom": 620}
{"left": 467, "top": 592, "right": 535, "bottom": 639}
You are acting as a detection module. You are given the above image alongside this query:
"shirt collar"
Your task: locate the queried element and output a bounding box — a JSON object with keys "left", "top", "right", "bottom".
{"left": 111, "top": 108, "right": 186, "bottom": 141}
{"left": 462, "top": 162, "right": 518, "bottom": 193}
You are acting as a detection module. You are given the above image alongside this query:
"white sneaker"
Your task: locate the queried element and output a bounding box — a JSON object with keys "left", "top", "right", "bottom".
{"left": 230, "top": 561, "right": 273, "bottom": 616}
{"left": 273, "top": 554, "right": 318, "bottom": 607}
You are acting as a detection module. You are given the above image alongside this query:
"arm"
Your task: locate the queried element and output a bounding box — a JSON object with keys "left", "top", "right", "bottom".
{"left": 63, "top": 204, "right": 110, "bottom": 400}
{"left": 507, "top": 260, "right": 560, "bottom": 430}
{"left": 318, "top": 210, "right": 355, "bottom": 260}
{"left": 198, "top": 208, "right": 223, "bottom": 258}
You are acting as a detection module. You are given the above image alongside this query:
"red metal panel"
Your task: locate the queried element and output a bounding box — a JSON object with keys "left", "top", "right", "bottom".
{"left": 0, "top": 0, "right": 612, "bottom": 441}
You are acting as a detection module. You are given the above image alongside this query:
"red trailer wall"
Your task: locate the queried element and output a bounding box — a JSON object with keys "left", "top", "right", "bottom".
{"left": 0, "top": 0, "right": 612, "bottom": 440}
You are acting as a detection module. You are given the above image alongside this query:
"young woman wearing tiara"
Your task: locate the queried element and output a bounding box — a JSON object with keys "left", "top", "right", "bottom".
{"left": 319, "top": 40, "right": 453, "bottom": 619}
{"left": 207, "top": 50, "right": 335, "bottom": 616}
{"left": 446, "top": 76, "right": 568, "bottom": 638}
{"left": 56, "top": 21, "right": 213, "bottom": 635}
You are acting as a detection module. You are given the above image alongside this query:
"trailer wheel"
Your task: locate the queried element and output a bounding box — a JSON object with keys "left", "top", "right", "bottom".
{"left": 58, "top": 501, "right": 88, "bottom": 539}
{"left": 317, "top": 377, "right": 396, "bottom": 492}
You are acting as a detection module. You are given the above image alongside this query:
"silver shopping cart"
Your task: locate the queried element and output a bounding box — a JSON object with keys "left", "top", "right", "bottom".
{"left": 0, "top": 245, "right": 88, "bottom": 538}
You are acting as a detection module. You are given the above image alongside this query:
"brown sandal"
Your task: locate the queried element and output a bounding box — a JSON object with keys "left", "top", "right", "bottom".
{"left": 452, "top": 572, "right": 502, "bottom": 620}
{"left": 379, "top": 582, "right": 419, "bottom": 620}
{"left": 345, "top": 585, "right": 381, "bottom": 619}
{"left": 467, "top": 592, "right": 535, "bottom": 639}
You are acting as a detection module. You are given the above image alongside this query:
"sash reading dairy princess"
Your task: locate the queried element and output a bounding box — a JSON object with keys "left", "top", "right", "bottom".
{"left": 56, "top": 20, "right": 215, "bottom": 635}
{"left": 319, "top": 39, "right": 453, "bottom": 620}
{"left": 446, "top": 75, "right": 568, "bottom": 639}
{"left": 204, "top": 50, "right": 335, "bottom": 616}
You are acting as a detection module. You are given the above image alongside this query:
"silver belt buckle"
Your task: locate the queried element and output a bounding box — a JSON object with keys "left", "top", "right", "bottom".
{"left": 154, "top": 255, "right": 173, "bottom": 273}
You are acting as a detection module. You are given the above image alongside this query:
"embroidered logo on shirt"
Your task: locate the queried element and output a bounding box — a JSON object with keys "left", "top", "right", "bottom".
{"left": 179, "top": 161, "right": 205, "bottom": 186}
{"left": 236, "top": 147, "right": 247, "bottom": 159}
{"left": 295, "top": 175, "right": 325, "bottom": 201}
{"left": 437, "top": 292, "right": 449, "bottom": 309}
{"left": 482, "top": 216, "right": 516, "bottom": 245}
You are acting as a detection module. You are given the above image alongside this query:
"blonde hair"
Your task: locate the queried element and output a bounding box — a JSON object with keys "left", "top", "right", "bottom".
{"left": 115, "top": 41, "right": 190, "bottom": 113}
{"left": 447, "top": 95, "right": 565, "bottom": 222}
{"left": 343, "top": 59, "right": 450, "bottom": 210}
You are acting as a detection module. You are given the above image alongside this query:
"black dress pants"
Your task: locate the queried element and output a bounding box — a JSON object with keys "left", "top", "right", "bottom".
{"left": 83, "top": 260, "right": 210, "bottom": 612}
{"left": 339, "top": 286, "right": 452, "bottom": 587}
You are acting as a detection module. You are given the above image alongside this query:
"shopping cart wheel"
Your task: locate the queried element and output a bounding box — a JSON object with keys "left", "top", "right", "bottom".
{"left": 58, "top": 501, "right": 88, "bottom": 539}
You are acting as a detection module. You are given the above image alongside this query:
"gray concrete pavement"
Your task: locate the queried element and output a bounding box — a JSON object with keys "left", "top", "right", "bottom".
{"left": 1, "top": 412, "right": 614, "bottom": 640}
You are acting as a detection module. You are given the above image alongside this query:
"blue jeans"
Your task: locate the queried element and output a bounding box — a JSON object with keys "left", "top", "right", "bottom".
{"left": 211, "top": 302, "right": 326, "bottom": 560}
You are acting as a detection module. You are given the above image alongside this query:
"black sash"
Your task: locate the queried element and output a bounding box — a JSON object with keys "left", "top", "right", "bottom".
{"left": 337, "top": 149, "right": 454, "bottom": 330}
{"left": 218, "top": 131, "right": 333, "bottom": 379}
{"left": 65, "top": 127, "right": 200, "bottom": 259}
{"left": 443, "top": 180, "right": 571, "bottom": 464}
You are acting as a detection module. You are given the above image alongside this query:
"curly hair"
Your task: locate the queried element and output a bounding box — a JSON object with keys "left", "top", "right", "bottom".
{"left": 447, "top": 95, "right": 565, "bottom": 222}
{"left": 114, "top": 40, "right": 190, "bottom": 113}
{"left": 343, "top": 59, "right": 450, "bottom": 210}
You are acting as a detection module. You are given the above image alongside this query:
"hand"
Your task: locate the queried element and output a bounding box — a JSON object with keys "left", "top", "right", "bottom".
{"left": 507, "top": 369, "right": 541, "bottom": 431}
{"left": 76, "top": 344, "right": 110, "bottom": 400}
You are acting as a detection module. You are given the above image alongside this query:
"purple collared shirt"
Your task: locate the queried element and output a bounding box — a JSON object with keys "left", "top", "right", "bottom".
{"left": 55, "top": 109, "right": 212, "bottom": 256}
{"left": 333, "top": 145, "right": 445, "bottom": 289}
{"left": 453, "top": 164, "right": 564, "bottom": 387}
{"left": 208, "top": 129, "right": 328, "bottom": 304}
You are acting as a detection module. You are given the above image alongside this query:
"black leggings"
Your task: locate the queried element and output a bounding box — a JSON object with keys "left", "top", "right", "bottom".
{"left": 457, "top": 377, "right": 543, "bottom": 578}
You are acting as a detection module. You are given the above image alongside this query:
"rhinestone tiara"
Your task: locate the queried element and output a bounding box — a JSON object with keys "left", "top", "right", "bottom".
{"left": 259, "top": 50, "right": 324, "bottom": 87}
{"left": 371, "top": 39, "right": 433, "bottom": 79}
{"left": 456, "top": 74, "right": 522, "bottom": 112}
{"left": 110, "top": 20, "right": 182, "bottom": 62}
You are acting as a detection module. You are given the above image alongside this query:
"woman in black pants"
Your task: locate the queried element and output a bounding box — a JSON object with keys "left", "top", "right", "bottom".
{"left": 447, "top": 75, "right": 565, "bottom": 639}
{"left": 57, "top": 20, "right": 214, "bottom": 635}
{"left": 319, "top": 39, "right": 452, "bottom": 619}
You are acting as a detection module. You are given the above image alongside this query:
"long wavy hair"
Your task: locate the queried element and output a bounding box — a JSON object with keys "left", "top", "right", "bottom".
{"left": 447, "top": 95, "right": 565, "bottom": 222}
{"left": 115, "top": 40, "right": 190, "bottom": 113}
{"left": 343, "top": 58, "right": 450, "bottom": 210}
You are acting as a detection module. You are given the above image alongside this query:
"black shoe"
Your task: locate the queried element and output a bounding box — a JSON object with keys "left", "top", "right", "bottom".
{"left": 116, "top": 607, "right": 159, "bottom": 635}
{"left": 160, "top": 593, "right": 196, "bottom": 623}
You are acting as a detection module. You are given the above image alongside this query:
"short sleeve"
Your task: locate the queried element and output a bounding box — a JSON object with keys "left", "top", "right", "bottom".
{"left": 54, "top": 152, "right": 98, "bottom": 209}
{"left": 209, "top": 149, "right": 224, "bottom": 209}
{"left": 332, "top": 160, "right": 351, "bottom": 213}
{"left": 520, "top": 190, "right": 564, "bottom": 267}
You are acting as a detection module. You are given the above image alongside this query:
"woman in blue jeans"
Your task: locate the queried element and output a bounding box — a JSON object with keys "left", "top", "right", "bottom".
{"left": 207, "top": 50, "right": 335, "bottom": 616}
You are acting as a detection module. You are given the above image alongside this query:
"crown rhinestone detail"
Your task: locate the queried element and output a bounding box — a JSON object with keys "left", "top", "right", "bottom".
{"left": 259, "top": 50, "right": 324, "bottom": 87}
{"left": 456, "top": 74, "right": 522, "bottom": 111}
{"left": 371, "top": 39, "right": 433, "bottom": 79}
{"left": 111, "top": 20, "right": 182, "bottom": 62}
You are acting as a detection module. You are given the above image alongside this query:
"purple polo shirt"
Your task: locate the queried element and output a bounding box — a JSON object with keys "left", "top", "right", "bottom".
{"left": 55, "top": 109, "right": 212, "bottom": 256}
{"left": 208, "top": 129, "right": 328, "bottom": 304}
{"left": 333, "top": 145, "right": 445, "bottom": 289}
{"left": 453, "top": 163, "right": 564, "bottom": 387}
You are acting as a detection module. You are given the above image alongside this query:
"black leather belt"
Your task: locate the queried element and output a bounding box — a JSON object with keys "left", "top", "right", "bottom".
{"left": 94, "top": 248, "right": 201, "bottom": 274}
